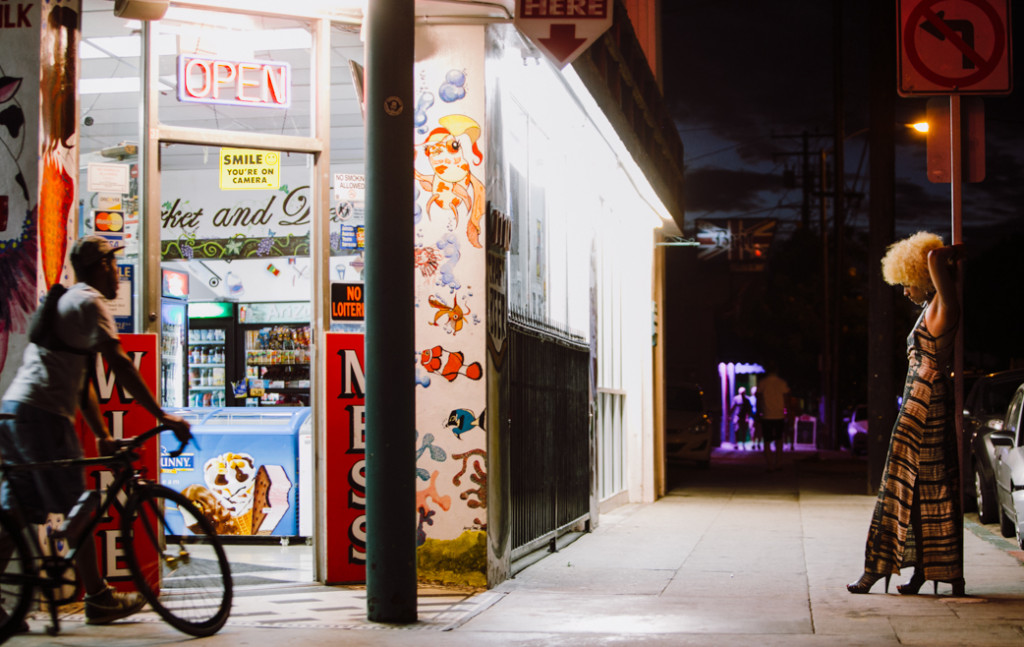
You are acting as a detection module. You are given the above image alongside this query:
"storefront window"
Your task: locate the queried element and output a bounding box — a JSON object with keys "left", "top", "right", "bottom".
{"left": 159, "top": 143, "right": 313, "bottom": 408}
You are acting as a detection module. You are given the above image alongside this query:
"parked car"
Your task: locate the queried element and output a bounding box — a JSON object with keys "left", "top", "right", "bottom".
{"left": 665, "top": 384, "right": 713, "bottom": 468}
{"left": 966, "top": 369, "right": 1024, "bottom": 523}
{"left": 993, "top": 383, "right": 1024, "bottom": 549}
{"left": 845, "top": 404, "right": 868, "bottom": 456}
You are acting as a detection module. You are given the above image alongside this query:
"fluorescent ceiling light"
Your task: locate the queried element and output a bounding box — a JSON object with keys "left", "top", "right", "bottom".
{"left": 80, "top": 76, "right": 141, "bottom": 94}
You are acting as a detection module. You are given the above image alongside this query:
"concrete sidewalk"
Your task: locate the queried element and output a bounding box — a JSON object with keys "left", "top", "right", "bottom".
{"left": 9, "top": 448, "right": 1024, "bottom": 646}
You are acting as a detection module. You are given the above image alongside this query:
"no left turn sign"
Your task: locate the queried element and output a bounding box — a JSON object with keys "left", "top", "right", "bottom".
{"left": 898, "top": 0, "right": 1012, "bottom": 96}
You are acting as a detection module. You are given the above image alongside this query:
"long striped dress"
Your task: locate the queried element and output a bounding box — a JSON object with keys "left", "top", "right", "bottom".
{"left": 862, "top": 305, "right": 962, "bottom": 581}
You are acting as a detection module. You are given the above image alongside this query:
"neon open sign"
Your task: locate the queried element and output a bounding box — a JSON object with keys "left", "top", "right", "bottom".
{"left": 177, "top": 55, "right": 291, "bottom": 109}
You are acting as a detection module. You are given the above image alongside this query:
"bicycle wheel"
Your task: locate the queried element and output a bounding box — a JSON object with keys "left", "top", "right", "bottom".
{"left": 121, "top": 484, "right": 232, "bottom": 637}
{"left": 0, "top": 509, "right": 34, "bottom": 642}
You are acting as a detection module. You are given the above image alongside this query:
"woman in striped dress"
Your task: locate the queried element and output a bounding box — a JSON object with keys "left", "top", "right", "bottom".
{"left": 848, "top": 232, "right": 965, "bottom": 596}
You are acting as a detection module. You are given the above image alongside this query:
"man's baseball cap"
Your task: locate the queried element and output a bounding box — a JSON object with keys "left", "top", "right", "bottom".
{"left": 71, "top": 235, "right": 116, "bottom": 277}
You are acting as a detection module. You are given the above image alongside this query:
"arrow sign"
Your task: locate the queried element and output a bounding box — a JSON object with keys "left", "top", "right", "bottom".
{"left": 514, "top": 0, "right": 613, "bottom": 68}
{"left": 897, "top": 0, "right": 1012, "bottom": 96}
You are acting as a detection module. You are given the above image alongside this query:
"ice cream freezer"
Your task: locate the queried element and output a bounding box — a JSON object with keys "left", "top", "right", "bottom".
{"left": 159, "top": 407, "right": 310, "bottom": 540}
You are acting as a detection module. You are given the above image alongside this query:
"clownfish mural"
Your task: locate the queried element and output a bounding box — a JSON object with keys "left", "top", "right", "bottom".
{"left": 420, "top": 345, "right": 482, "bottom": 383}
{"left": 414, "top": 114, "right": 485, "bottom": 248}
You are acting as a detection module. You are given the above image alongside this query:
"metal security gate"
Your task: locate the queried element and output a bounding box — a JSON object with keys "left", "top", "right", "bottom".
{"left": 508, "top": 314, "right": 591, "bottom": 562}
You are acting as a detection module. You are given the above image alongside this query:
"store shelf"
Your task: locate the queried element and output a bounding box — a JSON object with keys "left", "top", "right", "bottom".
{"left": 190, "top": 385, "right": 225, "bottom": 391}
{"left": 190, "top": 363, "right": 225, "bottom": 368}
{"left": 188, "top": 340, "right": 224, "bottom": 345}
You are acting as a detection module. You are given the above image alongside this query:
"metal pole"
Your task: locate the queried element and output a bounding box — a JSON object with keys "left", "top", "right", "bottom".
{"left": 364, "top": 0, "right": 417, "bottom": 623}
{"left": 949, "top": 94, "right": 967, "bottom": 563}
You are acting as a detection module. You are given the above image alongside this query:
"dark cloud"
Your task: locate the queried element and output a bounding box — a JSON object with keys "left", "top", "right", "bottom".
{"left": 684, "top": 167, "right": 786, "bottom": 214}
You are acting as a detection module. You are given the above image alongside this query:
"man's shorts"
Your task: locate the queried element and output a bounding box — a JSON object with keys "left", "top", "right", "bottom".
{"left": 760, "top": 418, "right": 786, "bottom": 444}
{"left": 0, "top": 400, "right": 85, "bottom": 523}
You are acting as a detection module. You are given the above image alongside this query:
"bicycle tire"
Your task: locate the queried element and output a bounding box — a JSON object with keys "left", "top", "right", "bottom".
{"left": 121, "top": 484, "right": 232, "bottom": 637}
{"left": 0, "top": 509, "right": 34, "bottom": 642}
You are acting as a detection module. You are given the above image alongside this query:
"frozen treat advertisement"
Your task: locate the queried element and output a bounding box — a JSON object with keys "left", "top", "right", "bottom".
{"left": 160, "top": 432, "right": 297, "bottom": 537}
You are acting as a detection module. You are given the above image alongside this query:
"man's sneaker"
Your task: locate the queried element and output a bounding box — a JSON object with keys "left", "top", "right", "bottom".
{"left": 84, "top": 586, "right": 146, "bottom": 625}
{"left": 0, "top": 606, "right": 30, "bottom": 633}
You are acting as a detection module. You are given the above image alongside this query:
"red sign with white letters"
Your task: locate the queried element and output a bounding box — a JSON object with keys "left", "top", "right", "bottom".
{"left": 177, "top": 55, "right": 291, "bottom": 108}
{"left": 75, "top": 334, "right": 159, "bottom": 592}
{"left": 324, "top": 333, "right": 367, "bottom": 584}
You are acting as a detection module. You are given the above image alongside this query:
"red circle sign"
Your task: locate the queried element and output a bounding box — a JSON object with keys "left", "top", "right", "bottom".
{"left": 902, "top": 0, "right": 1009, "bottom": 92}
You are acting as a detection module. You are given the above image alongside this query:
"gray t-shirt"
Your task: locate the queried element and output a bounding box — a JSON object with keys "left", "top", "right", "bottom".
{"left": 2, "top": 283, "right": 119, "bottom": 421}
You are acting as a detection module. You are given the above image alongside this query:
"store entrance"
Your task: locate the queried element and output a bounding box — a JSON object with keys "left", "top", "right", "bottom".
{"left": 158, "top": 143, "right": 316, "bottom": 585}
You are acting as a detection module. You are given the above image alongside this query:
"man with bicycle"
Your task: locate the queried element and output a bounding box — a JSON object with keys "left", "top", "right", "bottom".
{"left": 0, "top": 236, "right": 190, "bottom": 627}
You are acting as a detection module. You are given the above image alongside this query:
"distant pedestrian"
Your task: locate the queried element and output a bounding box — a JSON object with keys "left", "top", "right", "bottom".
{"left": 749, "top": 386, "right": 761, "bottom": 449}
{"left": 848, "top": 232, "right": 964, "bottom": 596}
{"left": 756, "top": 364, "right": 789, "bottom": 471}
{"left": 731, "top": 387, "right": 752, "bottom": 449}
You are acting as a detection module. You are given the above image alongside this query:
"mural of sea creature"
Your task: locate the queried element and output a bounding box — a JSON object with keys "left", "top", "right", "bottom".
{"left": 415, "top": 432, "right": 447, "bottom": 482}
{"left": 452, "top": 448, "right": 486, "bottom": 513}
{"left": 446, "top": 408, "right": 485, "bottom": 440}
{"left": 420, "top": 345, "right": 482, "bottom": 383}
{"left": 427, "top": 293, "right": 470, "bottom": 334}
{"left": 414, "top": 114, "right": 485, "bottom": 248}
{"left": 414, "top": 245, "right": 440, "bottom": 279}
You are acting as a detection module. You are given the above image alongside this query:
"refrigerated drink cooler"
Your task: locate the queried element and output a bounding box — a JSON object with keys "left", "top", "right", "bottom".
{"left": 159, "top": 407, "right": 310, "bottom": 541}
{"left": 187, "top": 302, "right": 239, "bottom": 408}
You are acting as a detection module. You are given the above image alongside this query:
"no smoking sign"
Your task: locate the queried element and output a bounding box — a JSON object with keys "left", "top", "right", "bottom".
{"left": 898, "top": 0, "right": 1012, "bottom": 96}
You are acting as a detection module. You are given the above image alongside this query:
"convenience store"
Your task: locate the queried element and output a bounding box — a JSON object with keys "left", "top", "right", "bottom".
{"left": 0, "top": 0, "right": 685, "bottom": 590}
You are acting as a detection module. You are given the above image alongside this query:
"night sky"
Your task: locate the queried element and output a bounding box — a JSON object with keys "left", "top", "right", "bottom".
{"left": 661, "top": 0, "right": 1024, "bottom": 251}
{"left": 660, "top": 0, "right": 1024, "bottom": 381}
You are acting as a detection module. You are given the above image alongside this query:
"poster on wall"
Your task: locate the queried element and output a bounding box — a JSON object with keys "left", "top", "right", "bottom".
{"left": 324, "top": 332, "right": 366, "bottom": 583}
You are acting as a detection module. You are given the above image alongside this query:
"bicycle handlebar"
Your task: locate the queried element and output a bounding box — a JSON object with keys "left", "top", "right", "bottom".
{"left": 115, "top": 424, "right": 194, "bottom": 458}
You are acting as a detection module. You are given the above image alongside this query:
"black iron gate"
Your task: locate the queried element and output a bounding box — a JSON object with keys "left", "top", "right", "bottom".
{"left": 508, "top": 313, "right": 591, "bottom": 561}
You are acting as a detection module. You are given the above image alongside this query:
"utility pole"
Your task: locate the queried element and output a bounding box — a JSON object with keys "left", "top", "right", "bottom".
{"left": 867, "top": 0, "right": 897, "bottom": 493}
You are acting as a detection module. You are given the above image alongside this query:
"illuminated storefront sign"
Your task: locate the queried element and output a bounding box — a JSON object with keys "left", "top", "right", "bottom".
{"left": 177, "top": 55, "right": 291, "bottom": 108}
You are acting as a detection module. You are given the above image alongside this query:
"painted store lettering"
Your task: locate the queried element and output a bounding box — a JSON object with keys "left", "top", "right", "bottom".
{"left": 0, "top": 3, "right": 32, "bottom": 29}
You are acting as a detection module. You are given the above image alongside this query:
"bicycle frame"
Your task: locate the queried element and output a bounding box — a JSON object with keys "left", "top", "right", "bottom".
{"left": 0, "top": 425, "right": 183, "bottom": 633}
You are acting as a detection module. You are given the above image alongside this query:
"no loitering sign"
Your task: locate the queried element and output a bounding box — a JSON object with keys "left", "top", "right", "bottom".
{"left": 219, "top": 148, "right": 280, "bottom": 190}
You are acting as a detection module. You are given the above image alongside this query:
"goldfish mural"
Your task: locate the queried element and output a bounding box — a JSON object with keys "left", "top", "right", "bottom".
{"left": 415, "top": 114, "right": 485, "bottom": 249}
{"left": 412, "top": 25, "right": 488, "bottom": 587}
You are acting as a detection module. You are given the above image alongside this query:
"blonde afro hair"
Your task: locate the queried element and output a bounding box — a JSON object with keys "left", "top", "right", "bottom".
{"left": 881, "top": 231, "right": 944, "bottom": 290}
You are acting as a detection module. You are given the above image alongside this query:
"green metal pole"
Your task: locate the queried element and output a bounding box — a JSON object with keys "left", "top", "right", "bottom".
{"left": 364, "top": 0, "right": 417, "bottom": 623}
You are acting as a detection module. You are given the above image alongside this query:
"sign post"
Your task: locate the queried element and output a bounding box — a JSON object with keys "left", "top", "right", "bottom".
{"left": 897, "top": 0, "right": 1012, "bottom": 550}
{"left": 513, "top": 0, "right": 613, "bottom": 67}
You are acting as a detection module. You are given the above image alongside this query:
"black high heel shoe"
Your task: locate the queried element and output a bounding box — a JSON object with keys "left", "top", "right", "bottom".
{"left": 847, "top": 572, "right": 891, "bottom": 594}
{"left": 939, "top": 578, "right": 966, "bottom": 597}
{"left": 897, "top": 571, "right": 927, "bottom": 595}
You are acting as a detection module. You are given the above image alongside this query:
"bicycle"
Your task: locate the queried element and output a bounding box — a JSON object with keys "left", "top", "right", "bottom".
{"left": 0, "top": 423, "right": 232, "bottom": 640}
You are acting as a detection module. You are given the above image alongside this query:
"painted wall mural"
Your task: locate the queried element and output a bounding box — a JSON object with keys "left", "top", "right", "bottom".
{"left": 412, "top": 25, "right": 488, "bottom": 587}
{"left": 0, "top": 0, "right": 78, "bottom": 382}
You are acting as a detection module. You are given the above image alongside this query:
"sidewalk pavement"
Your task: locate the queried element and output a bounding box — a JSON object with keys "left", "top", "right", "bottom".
{"left": 9, "top": 448, "right": 1024, "bottom": 646}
